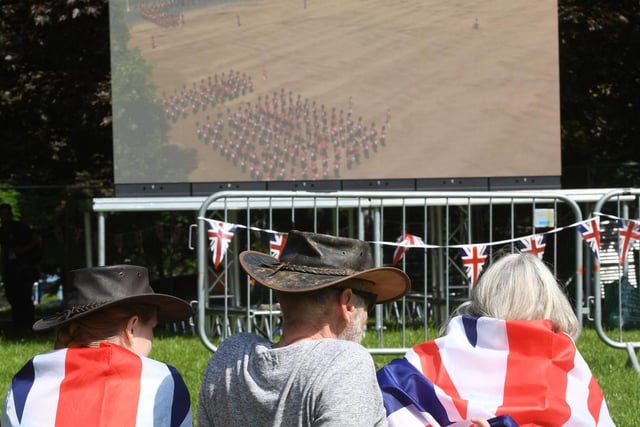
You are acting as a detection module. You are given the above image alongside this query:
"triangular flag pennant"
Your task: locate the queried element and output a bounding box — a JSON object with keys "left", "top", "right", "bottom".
{"left": 203, "top": 218, "right": 238, "bottom": 269}
{"left": 617, "top": 218, "right": 640, "bottom": 265}
{"left": 392, "top": 233, "right": 425, "bottom": 266}
{"left": 459, "top": 244, "right": 488, "bottom": 286}
{"left": 578, "top": 217, "right": 601, "bottom": 259}
{"left": 517, "top": 234, "right": 547, "bottom": 259}
{"left": 269, "top": 232, "right": 288, "bottom": 259}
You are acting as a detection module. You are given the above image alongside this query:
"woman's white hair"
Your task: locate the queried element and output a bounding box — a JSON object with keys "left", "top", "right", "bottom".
{"left": 449, "top": 252, "right": 579, "bottom": 338}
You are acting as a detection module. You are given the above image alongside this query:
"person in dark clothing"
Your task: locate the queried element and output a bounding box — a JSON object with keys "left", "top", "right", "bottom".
{"left": 0, "top": 204, "right": 40, "bottom": 331}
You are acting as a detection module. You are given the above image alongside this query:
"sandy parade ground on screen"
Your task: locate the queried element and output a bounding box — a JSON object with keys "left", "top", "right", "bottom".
{"left": 125, "top": 0, "right": 561, "bottom": 182}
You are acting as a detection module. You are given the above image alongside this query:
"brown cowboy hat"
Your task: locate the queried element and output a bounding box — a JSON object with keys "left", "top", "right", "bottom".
{"left": 239, "top": 230, "right": 410, "bottom": 303}
{"left": 33, "top": 265, "right": 193, "bottom": 331}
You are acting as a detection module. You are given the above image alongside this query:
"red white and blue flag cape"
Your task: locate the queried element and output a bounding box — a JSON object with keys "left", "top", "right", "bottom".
{"left": 392, "top": 234, "right": 425, "bottom": 266}
{"left": 203, "top": 218, "right": 238, "bottom": 269}
{"left": 2, "top": 343, "right": 192, "bottom": 427}
{"left": 269, "top": 232, "right": 287, "bottom": 259}
{"left": 377, "top": 316, "right": 614, "bottom": 427}
{"left": 617, "top": 218, "right": 640, "bottom": 265}
{"left": 459, "top": 245, "right": 488, "bottom": 286}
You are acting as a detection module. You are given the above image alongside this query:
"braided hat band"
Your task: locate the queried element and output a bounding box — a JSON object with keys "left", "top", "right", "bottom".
{"left": 240, "top": 230, "right": 410, "bottom": 304}
{"left": 267, "top": 262, "right": 360, "bottom": 277}
{"left": 58, "top": 301, "right": 110, "bottom": 321}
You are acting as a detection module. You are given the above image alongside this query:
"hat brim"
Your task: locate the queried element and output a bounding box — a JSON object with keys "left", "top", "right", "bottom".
{"left": 240, "top": 251, "right": 410, "bottom": 303}
{"left": 32, "top": 294, "right": 193, "bottom": 331}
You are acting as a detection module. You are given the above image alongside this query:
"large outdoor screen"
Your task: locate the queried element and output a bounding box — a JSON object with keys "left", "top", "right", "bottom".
{"left": 110, "top": 0, "right": 561, "bottom": 195}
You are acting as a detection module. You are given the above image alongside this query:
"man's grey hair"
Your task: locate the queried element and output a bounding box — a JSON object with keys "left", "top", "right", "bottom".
{"left": 275, "top": 287, "right": 339, "bottom": 320}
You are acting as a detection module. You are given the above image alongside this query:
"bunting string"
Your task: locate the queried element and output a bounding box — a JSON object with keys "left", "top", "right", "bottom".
{"left": 198, "top": 213, "right": 637, "bottom": 276}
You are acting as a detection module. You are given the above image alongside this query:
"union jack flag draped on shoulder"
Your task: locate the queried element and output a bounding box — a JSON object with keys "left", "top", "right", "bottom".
{"left": 2, "top": 343, "right": 192, "bottom": 427}
{"left": 517, "top": 234, "right": 547, "bottom": 259}
{"left": 617, "top": 218, "right": 640, "bottom": 265}
{"left": 269, "top": 232, "right": 288, "bottom": 259}
{"left": 578, "top": 217, "right": 602, "bottom": 259}
{"left": 203, "top": 218, "right": 238, "bottom": 269}
{"left": 377, "top": 316, "right": 614, "bottom": 427}
{"left": 392, "top": 234, "right": 425, "bottom": 266}
{"left": 459, "top": 244, "right": 488, "bottom": 286}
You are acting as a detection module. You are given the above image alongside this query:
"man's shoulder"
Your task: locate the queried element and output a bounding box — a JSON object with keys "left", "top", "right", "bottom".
{"left": 309, "top": 339, "right": 372, "bottom": 361}
{"left": 315, "top": 338, "right": 366, "bottom": 350}
{"left": 214, "top": 332, "right": 271, "bottom": 354}
{"left": 221, "top": 332, "right": 270, "bottom": 345}
{"left": 305, "top": 341, "right": 378, "bottom": 388}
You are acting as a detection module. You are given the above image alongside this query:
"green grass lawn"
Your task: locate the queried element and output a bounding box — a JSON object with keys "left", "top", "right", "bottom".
{"left": 1, "top": 325, "right": 638, "bottom": 426}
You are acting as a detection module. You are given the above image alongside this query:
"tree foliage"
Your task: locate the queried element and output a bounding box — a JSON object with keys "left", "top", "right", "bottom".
{"left": 0, "top": 0, "right": 112, "bottom": 189}
{"left": 559, "top": 0, "right": 640, "bottom": 187}
{"left": 0, "top": 0, "right": 197, "bottom": 277}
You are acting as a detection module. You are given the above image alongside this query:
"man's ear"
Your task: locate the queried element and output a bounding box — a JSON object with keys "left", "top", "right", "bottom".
{"left": 337, "top": 288, "right": 357, "bottom": 321}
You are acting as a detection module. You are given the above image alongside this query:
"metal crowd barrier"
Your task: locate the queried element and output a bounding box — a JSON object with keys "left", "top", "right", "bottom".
{"left": 194, "top": 190, "right": 584, "bottom": 354}
{"left": 591, "top": 188, "right": 640, "bottom": 373}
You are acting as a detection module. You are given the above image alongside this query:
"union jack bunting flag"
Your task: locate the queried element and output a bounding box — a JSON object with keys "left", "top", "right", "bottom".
{"left": 392, "top": 234, "right": 425, "bottom": 266}
{"left": 517, "top": 234, "right": 547, "bottom": 259}
{"left": 617, "top": 218, "right": 640, "bottom": 265}
{"left": 459, "top": 245, "right": 488, "bottom": 286}
{"left": 377, "top": 316, "right": 614, "bottom": 427}
{"left": 203, "top": 218, "right": 238, "bottom": 269}
{"left": 269, "top": 232, "right": 287, "bottom": 259}
{"left": 578, "top": 217, "right": 602, "bottom": 259}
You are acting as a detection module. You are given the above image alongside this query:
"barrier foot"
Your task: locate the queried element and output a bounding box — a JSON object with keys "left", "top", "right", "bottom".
{"left": 625, "top": 343, "right": 640, "bottom": 374}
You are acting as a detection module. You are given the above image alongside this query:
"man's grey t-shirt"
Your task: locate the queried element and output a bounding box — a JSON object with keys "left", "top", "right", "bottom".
{"left": 198, "top": 333, "right": 387, "bottom": 426}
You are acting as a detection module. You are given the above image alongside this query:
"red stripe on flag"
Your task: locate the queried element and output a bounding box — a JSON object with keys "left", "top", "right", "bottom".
{"left": 587, "top": 375, "right": 605, "bottom": 423}
{"left": 498, "top": 320, "right": 574, "bottom": 425}
{"left": 414, "top": 340, "right": 468, "bottom": 420}
{"left": 56, "top": 345, "right": 142, "bottom": 427}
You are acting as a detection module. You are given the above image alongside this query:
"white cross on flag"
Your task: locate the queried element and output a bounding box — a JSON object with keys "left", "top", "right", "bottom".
{"left": 578, "top": 217, "right": 601, "bottom": 259}
{"left": 459, "top": 244, "right": 488, "bottom": 286}
{"left": 203, "top": 218, "right": 238, "bottom": 269}
{"left": 269, "top": 232, "right": 288, "bottom": 259}
{"left": 617, "top": 218, "right": 640, "bottom": 265}
{"left": 517, "top": 234, "right": 547, "bottom": 259}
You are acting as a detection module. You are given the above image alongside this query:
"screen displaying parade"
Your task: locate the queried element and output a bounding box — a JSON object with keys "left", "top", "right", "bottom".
{"left": 111, "top": 0, "right": 562, "bottom": 184}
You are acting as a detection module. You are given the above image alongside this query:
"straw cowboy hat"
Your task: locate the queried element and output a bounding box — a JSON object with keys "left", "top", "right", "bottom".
{"left": 239, "top": 230, "right": 410, "bottom": 303}
{"left": 33, "top": 265, "right": 193, "bottom": 331}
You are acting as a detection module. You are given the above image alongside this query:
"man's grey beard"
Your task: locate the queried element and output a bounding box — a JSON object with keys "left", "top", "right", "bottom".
{"left": 338, "top": 307, "right": 365, "bottom": 343}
